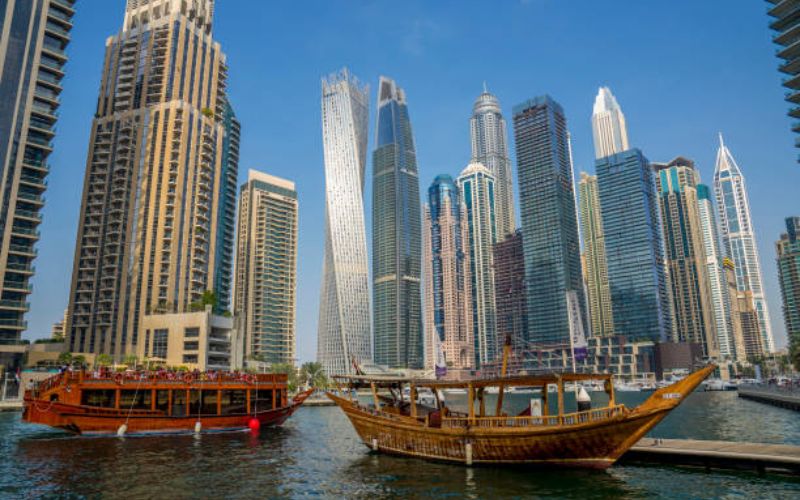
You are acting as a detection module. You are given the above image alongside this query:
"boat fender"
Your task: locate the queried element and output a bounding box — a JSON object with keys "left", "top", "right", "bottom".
{"left": 465, "top": 442, "right": 473, "bottom": 466}
{"left": 577, "top": 387, "right": 591, "bottom": 412}
{"left": 117, "top": 424, "right": 127, "bottom": 436}
{"left": 114, "top": 373, "right": 124, "bottom": 385}
{"left": 248, "top": 417, "right": 260, "bottom": 432}
{"left": 372, "top": 438, "right": 378, "bottom": 451}
{"left": 194, "top": 421, "right": 202, "bottom": 433}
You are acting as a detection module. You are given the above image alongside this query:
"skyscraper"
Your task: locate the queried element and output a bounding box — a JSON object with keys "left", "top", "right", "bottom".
{"left": 317, "top": 69, "right": 371, "bottom": 376}
{"left": 456, "top": 162, "right": 497, "bottom": 367}
{"left": 724, "top": 258, "right": 757, "bottom": 362}
{"left": 578, "top": 173, "right": 613, "bottom": 337}
{"left": 0, "top": 0, "right": 74, "bottom": 352}
{"left": 654, "top": 158, "right": 718, "bottom": 358}
{"left": 234, "top": 170, "right": 298, "bottom": 365}
{"left": 591, "top": 87, "right": 629, "bottom": 160}
{"left": 493, "top": 230, "right": 527, "bottom": 354}
{"left": 423, "top": 175, "right": 473, "bottom": 373}
{"left": 372, "top": 77, "right": 423, "bottom": 369}
{"left": 596, "top": 149, "right": 670, "bottom": 342}
{"left": 66, "top": 0, "right": 235, "bottom": 358}
{"left": 471, "top": 86, "right": 515, "bottom": 240}
{"left": 513, "top": 96, "right": 587, "bottom": 345}
{"left": 696, "top": 184, "right": 734, "bottom": 359}
{"left": 713, "top": 135, "right": 774, "bottom": 353}
{"left": 767, "top": 0, "right": 800, "bottom": 161}
{"left": 776, "top": 216, "right": 800, "bottom": 358}
{"left": 214, "top": 102, "right": 240, "bottom": 313}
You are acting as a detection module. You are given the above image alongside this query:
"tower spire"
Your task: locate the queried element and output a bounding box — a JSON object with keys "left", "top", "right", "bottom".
{"left": 483, "top": 81, "right": 488, "bottom": 93}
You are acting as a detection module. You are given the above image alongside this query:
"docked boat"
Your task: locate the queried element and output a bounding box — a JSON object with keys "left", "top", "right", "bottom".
{"left": 326, "top": 364, "right": 715, "bottom": 468}
{"left": 23, "top": 369, "right": 312, "bottom": 436}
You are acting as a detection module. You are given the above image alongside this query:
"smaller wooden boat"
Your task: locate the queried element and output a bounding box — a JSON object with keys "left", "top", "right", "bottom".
{"left": 23, "top": 369, "right": 312, "bottom": 436}
{"left": 327, "top": 362, "right": 715, "bottom": 469}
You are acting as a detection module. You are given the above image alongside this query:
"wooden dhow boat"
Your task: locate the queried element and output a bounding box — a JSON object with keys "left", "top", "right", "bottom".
{"left": 327, "top": 363, "right": 715, "bottom": 469}
{"left": 23, "top": 370, "right": 312, "bottom": 436}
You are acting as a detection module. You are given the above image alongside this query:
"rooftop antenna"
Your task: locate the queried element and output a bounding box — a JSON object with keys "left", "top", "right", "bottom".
{"left": 483, "top": 81, "right": 488, "bottom": 93}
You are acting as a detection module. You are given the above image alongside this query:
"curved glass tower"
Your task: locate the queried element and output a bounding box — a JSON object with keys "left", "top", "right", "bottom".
{"left": 470, "top": 86, "right": 515, "bottom": 240}
{"left": 372, "top": 76, "right": 423, "bottom": 369}
{"left": 317, "top": 69, "right": 372, "bottom": 376}
{"left": 713, "top": 135, "right": 774, "bottom": 354}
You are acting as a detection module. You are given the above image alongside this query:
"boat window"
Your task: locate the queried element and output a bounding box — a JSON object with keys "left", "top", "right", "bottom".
{"left": 156, "top": 390, "right": 169, "bottom": 412}
{"left": 172, "top": 390, "right": 187, "bottom": 417}
{"left": 252, "top": 389, "right": 273, "bottom": 409}
{"left": 219, "top": 390, "right": 246, "bottom": 415}
{"left": 81, "top": 389, "right": 116, "bottom": 408}
{"left": 188, "top": 390, "right": 218, "bottom": 415}
{"left": 120, "top": 390, "right": 152, "bottom": 410}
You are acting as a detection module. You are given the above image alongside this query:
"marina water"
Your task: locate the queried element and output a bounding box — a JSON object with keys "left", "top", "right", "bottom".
{"left": 1, "top": 391, "right": 799, "bottom": 498}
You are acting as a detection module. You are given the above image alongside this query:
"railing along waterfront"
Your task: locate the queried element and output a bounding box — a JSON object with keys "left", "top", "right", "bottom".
{"left": 441, "top": 405, "right": 627, "bottom": 429}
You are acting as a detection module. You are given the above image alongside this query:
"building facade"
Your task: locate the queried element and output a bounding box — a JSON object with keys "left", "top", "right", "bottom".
{"left": 213, "top": 101, "right": 240, "bottom": 312}
{"left": 493, "top": 229, "right": 527, "bottom": 354}
{"left": 513, "top": 96, "right": 587, "bottom": 345}
{"left": 654, "top": 158, "right": 718, "bottom": 358}
{"left": 0, "top": 0, "right": 75, "bottom": 349}
{"left": 777, "top": 216, "right": 800, "bottom": 357}
{"left": 422, "top": 175, "right": 473, "bottom": 373}
{"left": 696, "top": 184, "right": 734, "bottom": 359}
{"left": 713, "top": 135, "right": 774, "bottom": 353}
{"left": 724, "top": 258, "right": 754, "bottom": 362}
{"left": 578, "top": 173, "right": 613, "bottom": 337}
{"left": 316, "top": 69, "right": 372, "bottom": 376}
{"left": 595, "top": 149, "right": 670, "bottom": 342}
{"left": 470, "top": 86, "right": 515, "bottom": 240}
{"left": 767, "top": 0, "right": 800, "bottom": 161}
{"left": 456, "top": 162, "right": 497, "bottom": 367}
{"left": 591, "top": 87, "right": 629, "bottom": 159}
{"left": 234, "top": 170, "right": 298, "bottom": 366}
{"left": 66, "top": 0, "right": 236, "bottom": 359}
{"left": 372, "top": 77, "right": 423, "bottom": 369}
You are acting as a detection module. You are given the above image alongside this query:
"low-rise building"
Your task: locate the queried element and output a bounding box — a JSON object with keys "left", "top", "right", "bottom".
{"left": 137, "top": 307, "right": 238, "bottom": 371}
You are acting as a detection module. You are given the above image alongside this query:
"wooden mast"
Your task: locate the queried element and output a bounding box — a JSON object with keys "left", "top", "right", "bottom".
{"left": 495, "top": 335, "right": 512, "bottom": 416}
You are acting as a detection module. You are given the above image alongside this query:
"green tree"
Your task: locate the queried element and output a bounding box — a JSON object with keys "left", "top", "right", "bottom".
{"left": 123, "top": 354, "right": 138, "bottom": 367}
{"left": 57, "top": 351, "right": 72, "bottom": 365}
{"left": 95, "top": 354, "right": 113, "bottom": 367}
{"left": 72, "top": 354, "right": 86, "bottom": 367}
{"left": 299, "top": 362, "right": 329, "bottom": 390}
{"left": 270, "top": 362, "right": 298, "bottom": 392}
{"left": 190, "top": 290, "right": 217, "bottom": 312}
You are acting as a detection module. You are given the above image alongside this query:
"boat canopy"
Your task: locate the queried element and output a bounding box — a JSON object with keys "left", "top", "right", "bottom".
{"left": 332, "top": 372, "right": 614, "bottom": 389}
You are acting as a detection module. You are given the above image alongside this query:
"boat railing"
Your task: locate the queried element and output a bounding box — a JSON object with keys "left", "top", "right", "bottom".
{"left": 440, "top": 404, "right": 627, "bottom": 429}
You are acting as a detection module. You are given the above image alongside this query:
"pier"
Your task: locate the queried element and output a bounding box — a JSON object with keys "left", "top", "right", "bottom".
{"left": 737, "top": 385, "right": 800, "bottom": 411}
{"left": 0, "top": 400, "right": 22, "bottom": 412}
{"left": 622, "top": 438, "right": 800, "bottom": 474}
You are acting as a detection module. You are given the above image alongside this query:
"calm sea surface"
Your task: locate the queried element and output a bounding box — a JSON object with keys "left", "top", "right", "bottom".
{"left": 1, "top": 391, "right": 799, "bottom": 499}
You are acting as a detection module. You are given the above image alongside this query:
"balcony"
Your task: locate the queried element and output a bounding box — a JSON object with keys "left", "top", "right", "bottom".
{"left": 0, "top": 300, "right": 30, "bottom": 311}
{"left": 8, "top": 244, "right": 36, "bottom": 256}
{"left": 0, "top": 319, "right": 27, "bottom": 329}
{"left": 3, "top": 280, "right": 33, "bottom": 293}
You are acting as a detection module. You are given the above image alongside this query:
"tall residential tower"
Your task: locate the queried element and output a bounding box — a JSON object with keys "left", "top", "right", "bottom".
{"left": 578, "top": 173, "right": 613, "bottom": 337}
{"left": 234, "top": 170, "right": 298, "bottom": 365}
{"left": 591, "top": 87, "right": 629, "bottom": 160}
{"left": 66, "top": 0, "right": 236, "bottom": 358}
{"left": 513, "top": 96, "right": 587, "bottom": 345}
{"left": 372, "top": 77, "right": 423, "bottom": 369}
{"left": 423, "top": 175, "right": 473, "bottom": 373}
{"left": 777, "top": 217, "right": 800, "bottom": 358}
{"left": 471, "top": 86, "right": 515, "bottom": 240}
{"left": 713, "top": 135, "right": 774, "bottom": 353}
{"left": 317, "top": 69, "right": 371, "bottom": 376}
{"left": 0, "top": 0, "right": 74, "bottom": 355}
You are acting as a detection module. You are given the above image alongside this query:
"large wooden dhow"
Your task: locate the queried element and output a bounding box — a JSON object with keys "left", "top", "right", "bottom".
{"left": 23, "top": 370, "right": 312, "bottom": 436}
{"left": 327, "top": 364, "right": 715, "bottom": 468}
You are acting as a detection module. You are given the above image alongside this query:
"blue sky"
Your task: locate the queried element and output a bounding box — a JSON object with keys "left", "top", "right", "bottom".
{"left": 27, "top": 1, "right": 799, "bottom": 361}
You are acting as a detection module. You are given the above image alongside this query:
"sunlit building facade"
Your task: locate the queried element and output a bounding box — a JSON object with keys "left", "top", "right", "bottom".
{"left": 591, "top": 87, "right": 629, "bottom": 160}
{"left": 578, "top": 173, "right": 613, "bottom": 337}
{"left": 316, "top": 69, "right": 372, "bottom": 376}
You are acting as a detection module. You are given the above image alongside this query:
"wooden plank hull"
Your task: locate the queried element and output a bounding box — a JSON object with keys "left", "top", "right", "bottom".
{"left": 327, "top": 365, "right": 715, "bottom": 468}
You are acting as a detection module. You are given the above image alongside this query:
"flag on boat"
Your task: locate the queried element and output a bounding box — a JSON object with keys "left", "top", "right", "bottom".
{"left": 435, "top": 336, "right": 447, "bottom": 379}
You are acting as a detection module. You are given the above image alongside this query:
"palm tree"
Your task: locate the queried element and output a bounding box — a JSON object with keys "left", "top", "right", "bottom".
{"left": 72, "top": 354, "right": 87, "bottom": 368}
{"left": 57, "top": 352, "right": 72, "bottom": 365}
{"left": 95, "top": 354, "right": 113, "bottom": 368}
{"left": 300, "top": 362, "right": 329, "bottom": 390}
{"left": 123, "top": 354, "right": 138, "bottom": 367}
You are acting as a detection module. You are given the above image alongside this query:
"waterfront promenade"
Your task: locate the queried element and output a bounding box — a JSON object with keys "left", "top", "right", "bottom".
{"left": 738, "top": 384, "right": 800, "bottom": 411}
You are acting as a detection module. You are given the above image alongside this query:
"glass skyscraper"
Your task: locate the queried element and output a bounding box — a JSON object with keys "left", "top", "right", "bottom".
{"left": 456, "top": 162, "right": 497, "bottom": 367}
{"left": 470, "top": 86, "right": 515, "bottom": 240}
{"left": 595, "top": 149, "right": 670, "bottom": 343}
{"left": 578, "top": 173, "right": 613, "bottom": 337}
{"left": 767, "top": 0, "right": 800, "bottom": 161}
{"left": 654, "top": 158, "right": 719, "bottom": 358}
{"left": 713, "top": 135, "right": 774, "bottom": 353}
{"left": 66, "top": 0, "right": 234, "bottom": 358}
{"left": 317, "top": 69, "right": 372, "bottom": 376}
{"left": 776, "top": 217, "right": 800, "bottom": 358}
{"left": 0, "top": 0, "right": 74, "bottom": 351}
{"left": 234, "top": 170, "right": 298, "bottom": 365}
{"left": 423, "top": 175, "right": 473, "bottom": 373}
{"left": 372, "top": 77, "right": 423, "bottom": 369}
{"left": 513, "top": 96, "right": 587, "bottom": 345}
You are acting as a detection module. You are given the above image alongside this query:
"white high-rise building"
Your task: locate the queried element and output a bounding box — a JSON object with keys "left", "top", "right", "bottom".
{"left": 316, "top": 69, "right": 372, "bottom": 376}
{"left": 713, "top": 134, "right": 774, "bottom": 354}
{"left": 471, "top": 85, "right": 515, "bottom": 240}
{"left": 696, "top": 185, "right": 734, "bottom": 359}
{"left": 591, "top": 87, "right": 630, "bottom": 160}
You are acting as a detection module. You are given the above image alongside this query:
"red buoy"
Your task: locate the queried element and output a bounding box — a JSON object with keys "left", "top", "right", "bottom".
{"left": 248, "top": 417, "right": 260, "bottom": 432}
